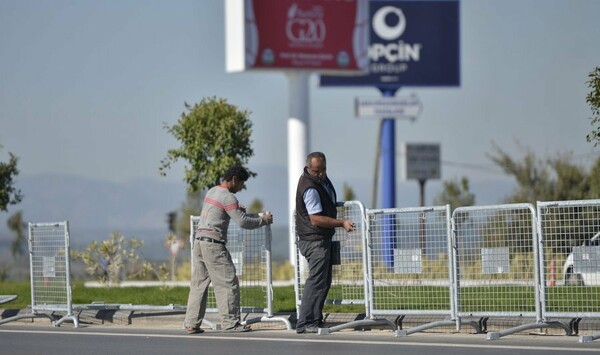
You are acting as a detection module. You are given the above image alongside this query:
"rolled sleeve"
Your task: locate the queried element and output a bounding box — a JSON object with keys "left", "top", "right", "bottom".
{"left": 303, "top": 188, "right": 322, "bottom": 215}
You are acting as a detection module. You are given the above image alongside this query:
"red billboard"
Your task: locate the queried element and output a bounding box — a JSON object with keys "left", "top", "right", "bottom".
{"left": 228, "top": 0, "right": 368, "bottom": 72}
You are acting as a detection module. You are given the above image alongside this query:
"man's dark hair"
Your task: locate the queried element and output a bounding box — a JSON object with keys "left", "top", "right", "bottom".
{"left": 306, "top": 151, "right": 326, "bottom": 166}
{"left": 223, "top": 165, "right": 250, "bottom": 182}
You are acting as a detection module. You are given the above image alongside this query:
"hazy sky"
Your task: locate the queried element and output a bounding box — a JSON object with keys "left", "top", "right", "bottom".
{"left": 1, "top": 0, "right": 600, "bottom": 211}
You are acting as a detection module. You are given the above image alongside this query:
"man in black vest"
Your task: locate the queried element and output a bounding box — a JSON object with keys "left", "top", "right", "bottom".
{"left": 294, "top": 151, "right": 355, "bottom": 334}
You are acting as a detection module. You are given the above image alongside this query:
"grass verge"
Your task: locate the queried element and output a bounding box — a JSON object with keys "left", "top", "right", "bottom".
{"left": 4, "top": 281, "right": 598, "bottom": 314}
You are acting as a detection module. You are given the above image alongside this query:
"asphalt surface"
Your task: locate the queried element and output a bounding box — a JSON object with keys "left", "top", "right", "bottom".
{"left": 1, "top": 323, "right": 600, "bottom": 355}
{"left": 2, "top": 306, "right": 600, "bottom": 354}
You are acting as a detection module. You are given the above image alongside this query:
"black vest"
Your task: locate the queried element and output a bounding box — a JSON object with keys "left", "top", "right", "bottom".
{"left": 295, "top": 167, "right": 338, "bottom": 241}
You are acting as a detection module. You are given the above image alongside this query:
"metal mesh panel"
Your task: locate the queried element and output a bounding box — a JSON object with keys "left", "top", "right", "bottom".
{"left": 295, "top": 201, "right": 368, "bottom": 310}
{"left": 366, "top": 206, "right": 452, "bottom": 316}
{"left": 190, "top": 216, "right": 270, "bottom": 313}
{"left": 537, "top": 200, "right": 600, "bottom": 318}
{"left": 29, "top": 222, "right": 73, "bottom": 313}
{"left": 452, "top": 204, "right": 538, "bottom": 318}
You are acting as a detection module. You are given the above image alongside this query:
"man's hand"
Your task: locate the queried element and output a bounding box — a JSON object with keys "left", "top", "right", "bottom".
{"left": 342, "top": 220, "right": 355, "bottom": 233}
{"left": 309, "top": 215, "right": 355, "bottom": 231}
{"left": 260, "top": 212, "right": 273, "bottom": 225}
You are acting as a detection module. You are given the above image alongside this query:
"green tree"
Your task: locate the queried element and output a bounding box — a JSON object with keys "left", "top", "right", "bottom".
{"left": 489, "top": 143, "right": 596, "bottom": 204}
{"left": 7, "top": 210, "right": 26, "bottom": 258}
{"left": 343, "top": 183, "right": 356, "bottom": 201}
{"left": 549, "top": 153, "right": 590, "bottom": 201}
{"left": 433, "top": 176, "right": 475, "bottom": 210}
{"left": 589, "top": 157, "right": 600, "bottom": 199}
{"left": 247, "top": 198, "right": 264, "bottom": 213}
{"left": 176, "top": 189, "right": 204, "bottom": 240}
{"left": 160, "top": 97, "right": 255, "bottom": 192}
{"left": 0, "top": 145, "right": 23, "bottom": 212}
{"left": 586, "top": 66, "right": 600, "bottom": 146}
{"left": 0, "top": 264, "right": 8, "bottom": 282}
{"left": 488, "top": 143, "right": 600, "bottom": 254}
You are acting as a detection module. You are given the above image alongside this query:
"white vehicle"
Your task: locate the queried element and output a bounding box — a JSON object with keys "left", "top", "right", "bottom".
{"left": 562, "top": 231, "right": 600, "bottom": 286}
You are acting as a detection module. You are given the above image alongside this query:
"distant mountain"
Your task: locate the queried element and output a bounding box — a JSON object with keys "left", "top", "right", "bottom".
{"left": 0, "top": 168, "right": 292, "bottom": 260}
{"left": 0, "top": 169, "right": 516, "bottom": 262}
{"left": 10, "top": 173, "right": 189, "bottom": 229}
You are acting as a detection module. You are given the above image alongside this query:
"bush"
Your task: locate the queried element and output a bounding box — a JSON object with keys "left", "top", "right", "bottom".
{"left": 71, "top": 232, "right": 169, "bottom": 285}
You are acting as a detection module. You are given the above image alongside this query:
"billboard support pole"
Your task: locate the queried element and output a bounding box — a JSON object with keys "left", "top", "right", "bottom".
{"left": 287, "top": 71, "right": 310, "bottom": 267}
{"left": 371, "top": 119, "right": 382, "bottom": 209}
{"left": 379, "top": 87, "right": 398, "bottom": 268}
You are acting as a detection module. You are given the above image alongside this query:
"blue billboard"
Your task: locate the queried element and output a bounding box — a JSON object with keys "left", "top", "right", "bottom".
{"left": 320, "top": 0, "right": 460, "bottom": 88}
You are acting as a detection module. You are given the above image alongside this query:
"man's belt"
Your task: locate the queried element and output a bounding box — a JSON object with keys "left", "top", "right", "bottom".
{"left": 197, "top": 236, "right": 225, "bottom": 245}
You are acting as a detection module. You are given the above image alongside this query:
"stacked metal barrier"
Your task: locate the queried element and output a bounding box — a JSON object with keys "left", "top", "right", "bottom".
{"left": 0, "top": 221, "right": 78, "bottom": 327}
{"left": 190, "top": 215, "right": 290, "bottom": 330}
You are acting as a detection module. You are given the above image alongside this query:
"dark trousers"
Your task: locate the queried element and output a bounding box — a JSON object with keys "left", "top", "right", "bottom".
{"left": 296, "top": 238, "right": 333, "bottom": 330}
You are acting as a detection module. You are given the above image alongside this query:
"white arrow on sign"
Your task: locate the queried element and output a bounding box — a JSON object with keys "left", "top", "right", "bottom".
{"left": 355, "top": 95, "right": 423, "bottom": 119}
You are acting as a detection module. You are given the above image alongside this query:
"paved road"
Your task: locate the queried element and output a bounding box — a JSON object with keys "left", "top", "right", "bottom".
{"left": 1, "top": 324, "right": 599, "bottom": 355}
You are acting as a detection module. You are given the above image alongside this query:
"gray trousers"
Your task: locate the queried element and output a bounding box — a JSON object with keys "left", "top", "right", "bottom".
{"left": 184, "top": 239, "right": 240, "bottom": 330}
{"left": 296, "top": 238, "right": 333, "bottom": 330}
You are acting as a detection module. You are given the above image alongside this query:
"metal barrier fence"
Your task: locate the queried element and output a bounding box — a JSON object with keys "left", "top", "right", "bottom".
{"left": 537, "top": 199, "right": 600, "bottom": 342}
{"left": 0, "top": 221, "right": 78, "bottom": 327}
{"left": 190, "top": 215, "right": 290, "bottom": 330}
{"left": 451, "top": 204, "right": 571, "bottom": 340}
{"left": 5, "top": 200, "right": 600, "bottom": 340}
{"left": 293, "top": 201, "right": 393, "bottom": 333}
{"left": 365, "top": 205, "right": 471, "bottom": 335}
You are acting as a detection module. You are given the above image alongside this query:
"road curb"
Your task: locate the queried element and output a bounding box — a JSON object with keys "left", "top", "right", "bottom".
{"left": 3, "top": 306, "right": 600, "bottom": 336}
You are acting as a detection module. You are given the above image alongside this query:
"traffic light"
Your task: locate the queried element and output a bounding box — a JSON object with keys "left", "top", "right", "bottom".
{"left": 167, "top": 211, "right": 177, "bottom": 233}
